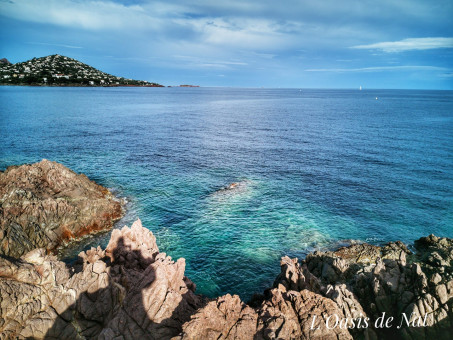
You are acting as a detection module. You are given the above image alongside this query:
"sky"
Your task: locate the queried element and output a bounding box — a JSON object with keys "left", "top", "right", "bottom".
{"left": 1, "top": 0, "right": 452, "bottom": 89}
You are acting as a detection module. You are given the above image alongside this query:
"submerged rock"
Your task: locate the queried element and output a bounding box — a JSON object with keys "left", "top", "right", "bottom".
{"left": 218, "top": 180, "right": 250, "bottom": 192}
{"left": 1, "top": 217, "right": 451, "bottom": 339}
{"left": 0, "top": 160, "right": 124, "bottom": 257}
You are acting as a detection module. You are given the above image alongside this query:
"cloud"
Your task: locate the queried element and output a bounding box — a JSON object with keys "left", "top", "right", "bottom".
{"left": 0, "top": 0, "right": 305, "bottom": 51}
{"left": 0, "top": 0, "right": 159, "bottom": 30}
{"left": 3, "top": 0, "right": 450, "bottom": 56}
{"left": 305, "top": 65, "right": 448, "bottom": 72}
{"left": 27, "top": 42, "right": 83, "bottom": 49}
{"left": 170, "top": 55, "right": 248, "bottom": 70}
{"left": 352, "top": 38, "right": 453, "bottom": 53}
{"left": 189, "top": 17, "right": 292, "bottom": 50}
{"left": 2, "top": 0, "right": 452, "bottom": 88}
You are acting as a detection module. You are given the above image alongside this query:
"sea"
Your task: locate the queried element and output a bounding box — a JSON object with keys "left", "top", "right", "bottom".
{"left": 1, "top": 86, "right": 452, "bottom": 300}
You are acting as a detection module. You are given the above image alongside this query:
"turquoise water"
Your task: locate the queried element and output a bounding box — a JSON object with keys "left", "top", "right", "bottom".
{"left": 1, "top": 87, "right": 452, "bottom": 300}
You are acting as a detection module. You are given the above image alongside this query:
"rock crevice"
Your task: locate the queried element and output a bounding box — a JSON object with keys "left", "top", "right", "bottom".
{"left": 1, "top": 220, "right": 452, "bottom": 339}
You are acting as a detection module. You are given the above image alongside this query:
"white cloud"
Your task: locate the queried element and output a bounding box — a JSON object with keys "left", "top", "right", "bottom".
{"left": 0, "top": 0, "right": 160, "bottom": 30}
{"left": 190, "top": 17, "right": 290, "bottom": 49}
{"left": 352, "top": 38, "right": 453, "bottom": 53}
{"left": 305, "top": 65, "right": 447, "bottom": 72}
{"left": 3, "top": 0, "right": 444, "bottom": 55}
{"left": 170, "top": 55, "right": 248, "bottom": 70}
{"left": 0, "top": 0, "right": 305, "bottom": 51}
{"left": 27, "top": 42, "right": 83, "bottom": 49}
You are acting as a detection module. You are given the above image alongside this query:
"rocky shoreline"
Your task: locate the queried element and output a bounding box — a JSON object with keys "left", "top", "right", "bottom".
{"left": 0, "top": 161, "right": 452, "bottom": 339}
{"left": 0, "top": 160, "right": 124, "bottom": 257}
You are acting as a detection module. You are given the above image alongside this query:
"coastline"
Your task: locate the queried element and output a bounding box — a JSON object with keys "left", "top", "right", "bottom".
{"left": 0, "top": 160, "right": 125, "bottom": 258}
{"left": 0, "top": 160, "right": 452, "bottom": 339}
{"left": 1, "top": 218, "right": 452, "bottom": 339}
{"left": 0, "top": 83, "right": 165, "bottom": 87}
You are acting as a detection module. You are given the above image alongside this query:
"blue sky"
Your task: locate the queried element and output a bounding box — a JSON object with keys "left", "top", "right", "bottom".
{"left": 1, "top": 0, "right": 452, "bottom": 88}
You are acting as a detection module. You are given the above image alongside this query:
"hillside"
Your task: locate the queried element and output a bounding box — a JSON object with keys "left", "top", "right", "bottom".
{"left": 0, "top": 54, "right": 163, "bottom": 87}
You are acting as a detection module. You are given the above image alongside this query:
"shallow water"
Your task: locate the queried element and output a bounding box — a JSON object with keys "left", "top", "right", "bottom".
{"left": 1, "top": 86, "right": 452, "bottom": 300}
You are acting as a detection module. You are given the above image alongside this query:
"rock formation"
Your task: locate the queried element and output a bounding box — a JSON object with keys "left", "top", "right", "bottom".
{"left": 265, "top": 236, "right": 453, "bottom": 339}
{"left": 0, "top": 220, "right": 205, "bottom": 339}
{"left": 0, "top": 160, "right": 123, "bottom": 257}
{"left": 0, "top": 161, "right": 452, "bottom": 339}
{"left": 1, "top": 218, "right": 451, "bottom": 339}
{"left": 176, "top": 288, "right": 352, "bottom": 340}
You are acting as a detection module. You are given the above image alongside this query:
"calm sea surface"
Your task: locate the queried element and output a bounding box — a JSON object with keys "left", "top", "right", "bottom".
{"left": 1, "top": 87, "right": 452, "bottom": 300}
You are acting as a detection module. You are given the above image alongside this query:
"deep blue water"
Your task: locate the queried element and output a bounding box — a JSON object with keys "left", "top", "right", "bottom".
{"left": 1, "top": 86, "right": 452, "bottom": 300}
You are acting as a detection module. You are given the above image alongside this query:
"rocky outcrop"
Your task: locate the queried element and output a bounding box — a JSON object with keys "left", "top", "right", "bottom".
{"left": 0, "top": 219, "right": 351, "bottom": 340}
{"left": 0, "top": 219, "right": 205, "bottom": 339}
{"left": 0, "top": 160, "right": 123, "bottom": 257}
{"left": 175, "top": 288, "right": 352, "bottom": 340}
{"left": 0, "top": 218, "right": 452, "bottom": 339}
{"left": 267, "top": 236, "right": 453, "bottom": 339}
{"left": 174, "top": 236, "right": 452, "bottom": 340}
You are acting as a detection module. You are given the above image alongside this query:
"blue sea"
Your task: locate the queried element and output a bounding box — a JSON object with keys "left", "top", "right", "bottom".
{"left": 1, "top": 87, "right": 452, "bottom": 300}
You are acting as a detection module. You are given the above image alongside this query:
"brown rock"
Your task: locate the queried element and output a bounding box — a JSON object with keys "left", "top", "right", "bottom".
{"left": 0, "top": 219, "right": 204, "bottom": 339}
{"left": 0, "top": 159, "right": 124, "bottom": 257}
{"left": 282, "top": 238, "right": 453, "bottom": 339}
{"left": 175, "top": 294, "right": 258, "bottom": 340}
{"left": 177, "top": 288, "right": 353, "bottom": 340}
{"left": 256, "top": 288, "right": 353, "bottom": 340}
{"left": 1, "top": 211, "right": 452, "bottom": 339}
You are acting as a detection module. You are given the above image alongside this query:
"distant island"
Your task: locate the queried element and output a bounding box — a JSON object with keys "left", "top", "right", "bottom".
{"left": 0, "top": 54, "right": 163, "bottom": 87}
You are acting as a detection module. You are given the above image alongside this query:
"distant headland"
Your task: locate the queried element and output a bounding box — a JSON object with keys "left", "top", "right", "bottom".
{"left": 0, "top": 54, "right": 163, "bottom": 87}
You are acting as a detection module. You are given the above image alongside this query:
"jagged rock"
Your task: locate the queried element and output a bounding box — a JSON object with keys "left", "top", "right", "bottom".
{"left": 0, "top": 220, "right": 205, "bottom": 339}
{"left": 274, "top": 237, "right": 453, "bottom": 339}
{"left": 176, "top": 288, "right": 352, "bottom": 340}
{"left": 255, "top": 288, "right": 353, "bottom": 340}
{"left": 0, "top": 181, "right": 452, "bottom": 340}
{"left": 0, "top": 160, "right": 124, "bottom": 257}
{"left": 1, "top": 218, "right": 354, "bottom": 340}
{"left": 174, "top": 294, "right": 258, "bottom": 340}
